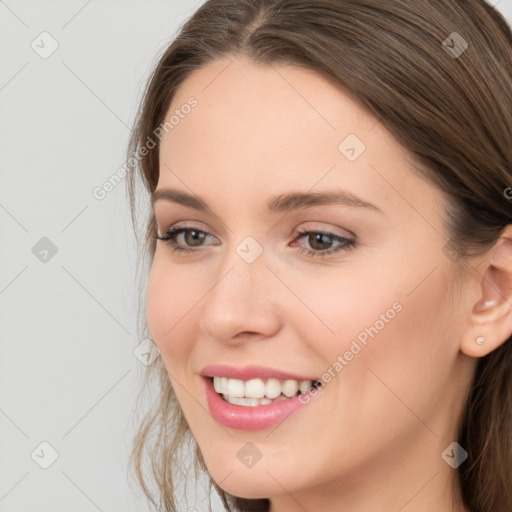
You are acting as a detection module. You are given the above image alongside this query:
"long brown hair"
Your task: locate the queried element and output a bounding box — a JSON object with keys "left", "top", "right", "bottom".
{"left": 126, "top": 1, "right": 512, "bottom": 511}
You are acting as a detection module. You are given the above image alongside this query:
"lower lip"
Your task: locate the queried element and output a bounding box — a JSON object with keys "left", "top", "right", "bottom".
{"left": 203, "top": 377, "right": 317, "bottom": 430}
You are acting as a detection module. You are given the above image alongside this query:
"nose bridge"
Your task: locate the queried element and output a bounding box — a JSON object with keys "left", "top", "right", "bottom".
{"left": 214, "top": 233, "right": 271, "bottom": 298}
{"left": 199, "top": 235, "right": 281, "bottom": 341}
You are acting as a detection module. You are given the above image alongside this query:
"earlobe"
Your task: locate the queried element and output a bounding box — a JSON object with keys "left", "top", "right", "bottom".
{"left": 460, "top": 227, "right": 512, "bottom": 358}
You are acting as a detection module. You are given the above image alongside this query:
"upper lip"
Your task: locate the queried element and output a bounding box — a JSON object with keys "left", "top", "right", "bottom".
{"left": 200, "top": 364, "right": 318, "bottom": 382}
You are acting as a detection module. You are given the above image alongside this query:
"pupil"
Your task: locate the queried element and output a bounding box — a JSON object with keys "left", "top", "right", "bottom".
{"left": 185, "top": 230, "right": 205, "bottom": 246}
{"left": 310, "top": 233, "right": 332, "bottom": 250}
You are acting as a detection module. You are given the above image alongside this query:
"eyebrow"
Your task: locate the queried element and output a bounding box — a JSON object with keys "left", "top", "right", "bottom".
{"left": 151, "top": 188, "right": 383, "bottom": 214}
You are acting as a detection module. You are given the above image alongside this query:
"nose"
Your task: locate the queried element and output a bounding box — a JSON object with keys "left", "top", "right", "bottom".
{"left": 198, "top": 246, "right": 282, "bottom": 345}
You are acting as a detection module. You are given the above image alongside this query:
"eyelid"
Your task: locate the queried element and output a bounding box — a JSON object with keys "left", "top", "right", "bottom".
{"left": 295, "top": 221, "right": 355, "bottom": 239}
{"left": 153, "top": 207, "right": 228, "bottom": 238}
{"left": 156, "top": 220, "right": 215, "bottom": 238}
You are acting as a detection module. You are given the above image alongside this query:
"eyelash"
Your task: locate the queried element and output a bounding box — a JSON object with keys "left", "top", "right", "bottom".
{"left": 155, "top": 223, "right": 356, "bottom": 259}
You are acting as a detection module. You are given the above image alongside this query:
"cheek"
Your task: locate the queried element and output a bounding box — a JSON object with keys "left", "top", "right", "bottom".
{"left": 313, "top": 246, "right": 452, "bottom": 363}
{"left": 336, "top": 264, "right": 457, "bottom": 429}
{"left": 285, "top": 265, "right": 402, "bottom": 358}
{"left": 296, "top": 258, "right": 455, "bottom": 413}
{"left": 145, "top": 255, "right": 201, "bottom": 364}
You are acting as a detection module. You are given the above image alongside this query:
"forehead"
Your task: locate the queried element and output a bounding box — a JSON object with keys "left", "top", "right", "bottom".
{"left": 156, "top": 56, "right": 433, "bottom": 219}
{"left": 164, "top": 55, "right": 380, "bottom": 156}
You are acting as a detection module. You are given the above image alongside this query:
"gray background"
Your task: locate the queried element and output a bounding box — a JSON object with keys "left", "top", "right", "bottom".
{"left": 1, "top": 1, "right": 511, "bottom": 511}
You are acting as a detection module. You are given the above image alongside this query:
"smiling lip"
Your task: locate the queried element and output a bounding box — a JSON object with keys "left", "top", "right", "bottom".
{"left": 199, "top": 364, "right": 318, "bottom": 381}
{"left": 200, "top": 364, "right": 321, "bottom": 431}
{"left": 202, "top": 376, "right": 320, "bottom": 430}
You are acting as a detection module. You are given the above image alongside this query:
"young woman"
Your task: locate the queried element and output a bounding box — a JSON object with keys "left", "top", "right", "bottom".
{"left": 126, "top": 1, "right": 512, "bottom": 511}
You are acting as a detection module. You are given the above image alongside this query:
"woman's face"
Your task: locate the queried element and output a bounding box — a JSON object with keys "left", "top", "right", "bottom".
{"left": 147, "top": 56, "right": 478, "bottom": 506}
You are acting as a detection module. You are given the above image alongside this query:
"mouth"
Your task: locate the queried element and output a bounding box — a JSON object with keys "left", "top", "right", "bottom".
{"left": 208, "top": 376, "right": 323, "bottom": 407}
{"left": 200, "top": 364, "right": 324, "bottom": 429}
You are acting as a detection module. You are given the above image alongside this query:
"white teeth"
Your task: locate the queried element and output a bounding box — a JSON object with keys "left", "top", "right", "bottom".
{"left": 227, "top": 378, "right": 245, "bottom": 398}
{"left": 226, "top": 396, "right": 268, "bottom": 407}
{"left": 225, "top": 396, "right": 287, "bottom": 406}
{"left": 282, "top": 379, "right": 299, "bottom": 397}
{"left": 245, "top": 378, "right": 266, "bottom": 398}
{"left": 265, "top": 378, "right": 282, "bottom": 399}
{"left": 212, "top": 376, "right": 315, "bottom": 403}
{"left": 299, "top": 380, "right": 313, "bottom": 394}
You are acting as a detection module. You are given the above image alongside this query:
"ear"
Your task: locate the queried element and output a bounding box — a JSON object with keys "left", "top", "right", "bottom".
{"left": 461, "top": 225, "right": 512, "bottom": 358}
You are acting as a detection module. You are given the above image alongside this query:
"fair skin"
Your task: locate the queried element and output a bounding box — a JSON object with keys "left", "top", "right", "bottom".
{"left": 147, "top": 55, "right": 512, "bottom": 512}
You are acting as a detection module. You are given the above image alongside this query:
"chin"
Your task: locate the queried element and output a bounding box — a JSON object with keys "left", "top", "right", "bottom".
{"left": 214, "top": 480, "right": 272, "bottom": 500}
{"left": 202, "top": 457, "right": 283, "bottom": 499}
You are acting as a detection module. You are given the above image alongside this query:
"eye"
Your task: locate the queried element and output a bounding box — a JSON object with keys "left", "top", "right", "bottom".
{"left": 291, "top": 228, "right": 356, "bottom": 258}
{"left": 155, "top": 223, "right": 356, "bottom": 258}
{"left": 155, "top": 224, "right": 217, "bottom": 254}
